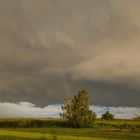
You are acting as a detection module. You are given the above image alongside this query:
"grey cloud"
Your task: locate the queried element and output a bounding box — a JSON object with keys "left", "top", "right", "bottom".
{"left": 0, "top": 0, "right": 140, "bottom": 107}
{"left": 91, "top": 105, "right": 140, "bottom": 119}
{"left": 0, "top": 102, "right": 139, "bottom": 119}
{"left": 0, "top": 102, "right": 62, "bottom": 118}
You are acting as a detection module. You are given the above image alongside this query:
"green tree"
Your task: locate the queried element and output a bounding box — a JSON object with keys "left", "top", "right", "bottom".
{"left": 101, "top": 111, "right": 114, "bottom": 120}
{"left": 60, "top": 89, "right": 96, "bottom": 128}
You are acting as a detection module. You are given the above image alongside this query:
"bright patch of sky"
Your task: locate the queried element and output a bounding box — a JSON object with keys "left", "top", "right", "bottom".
{"left": 0, "top": 102, "right": 139, "bottom": 119}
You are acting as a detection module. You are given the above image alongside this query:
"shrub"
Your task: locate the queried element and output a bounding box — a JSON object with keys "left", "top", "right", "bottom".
{"left": 101, "top": 111, "right": 114, "bottom": 120}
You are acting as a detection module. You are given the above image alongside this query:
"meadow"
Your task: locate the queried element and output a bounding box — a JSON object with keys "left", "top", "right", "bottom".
{"left": 0, "top": 118, "right": 139, "bottom": 140}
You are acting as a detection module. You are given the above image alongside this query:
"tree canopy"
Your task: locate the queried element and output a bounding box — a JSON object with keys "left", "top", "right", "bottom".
{"left": 101, "top": 111, "right": 114, "bottom": 120}
{"left": 60, "top": 89, "right": 96, "bottom": 128}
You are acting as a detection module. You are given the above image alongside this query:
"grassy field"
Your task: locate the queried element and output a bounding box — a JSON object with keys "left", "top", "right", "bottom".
{"left": 0, "top": 128, "right": 140, "bottom": 140}
{"left": 0, "top": 118, "right": 139, "bottom": 140}
{"left": 0, "top": 118, "right": 140, "bottom": 130}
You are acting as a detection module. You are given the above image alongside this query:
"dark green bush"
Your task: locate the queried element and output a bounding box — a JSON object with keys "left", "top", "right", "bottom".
{"left": 0, "top": 119, "right": 67, "bottom": 128}
{"left": 101, "top": 111, "right": 114, "bottom": 120}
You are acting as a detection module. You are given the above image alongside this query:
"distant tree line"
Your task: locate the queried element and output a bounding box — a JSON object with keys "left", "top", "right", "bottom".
{"left": 0, "top": 118, "right": 139, "bottom": 130}
{"left": 0, "top": 119, "right": 67, "bottom": 128}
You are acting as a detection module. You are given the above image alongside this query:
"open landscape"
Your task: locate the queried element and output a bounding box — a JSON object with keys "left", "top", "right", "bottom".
{"left": 0, "top": 0, "right": 140, "bottom": 139}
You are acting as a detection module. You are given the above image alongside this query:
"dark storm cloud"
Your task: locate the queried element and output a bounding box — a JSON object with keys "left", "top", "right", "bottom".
{"left": 0, "top": 0, "right": 140, "bottom": 107}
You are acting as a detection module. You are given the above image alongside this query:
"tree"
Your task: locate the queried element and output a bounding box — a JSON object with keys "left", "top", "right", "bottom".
{"left": 101, "top": 111, "right": 114, "bottom": 120}
{"left": 60, "top": 89, "right": 96, "bottom": 128}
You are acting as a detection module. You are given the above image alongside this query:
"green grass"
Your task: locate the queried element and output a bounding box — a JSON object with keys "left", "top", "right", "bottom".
{"left": 0, "top": 118, "right": 139, "bottom": 140}
{"left": 0, "top": 128, "right": 140, "bottom": 140}
{"left": 0, "top": 136, "right": 34, "bottom": 140}
{"left": 0, "top": 118, "right": 139, "bottom": 130}
{"left": 93, "top": 119, "right": 140, "bottom": 130}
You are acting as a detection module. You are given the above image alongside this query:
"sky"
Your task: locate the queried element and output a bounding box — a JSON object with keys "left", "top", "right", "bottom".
{"left": 0, "top": 102, "right": 139, "bottom": 119}
{"left": 0, "top": 0, "right": 140, "bottom": 118}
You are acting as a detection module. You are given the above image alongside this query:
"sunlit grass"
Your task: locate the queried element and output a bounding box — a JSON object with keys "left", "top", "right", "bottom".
{"left": 0, "top": 128, "right": 140, "bottom": 140}
{"left": 0, "top": 118, "right": 139, "bottom": 140}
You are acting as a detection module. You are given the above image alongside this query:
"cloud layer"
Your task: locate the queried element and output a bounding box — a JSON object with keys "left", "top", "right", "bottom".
{"left": 0, "top": 0, "right": 140, "bottom": 107}
{"left": 0, "top": 102, "right": 139, "bottom": 119}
